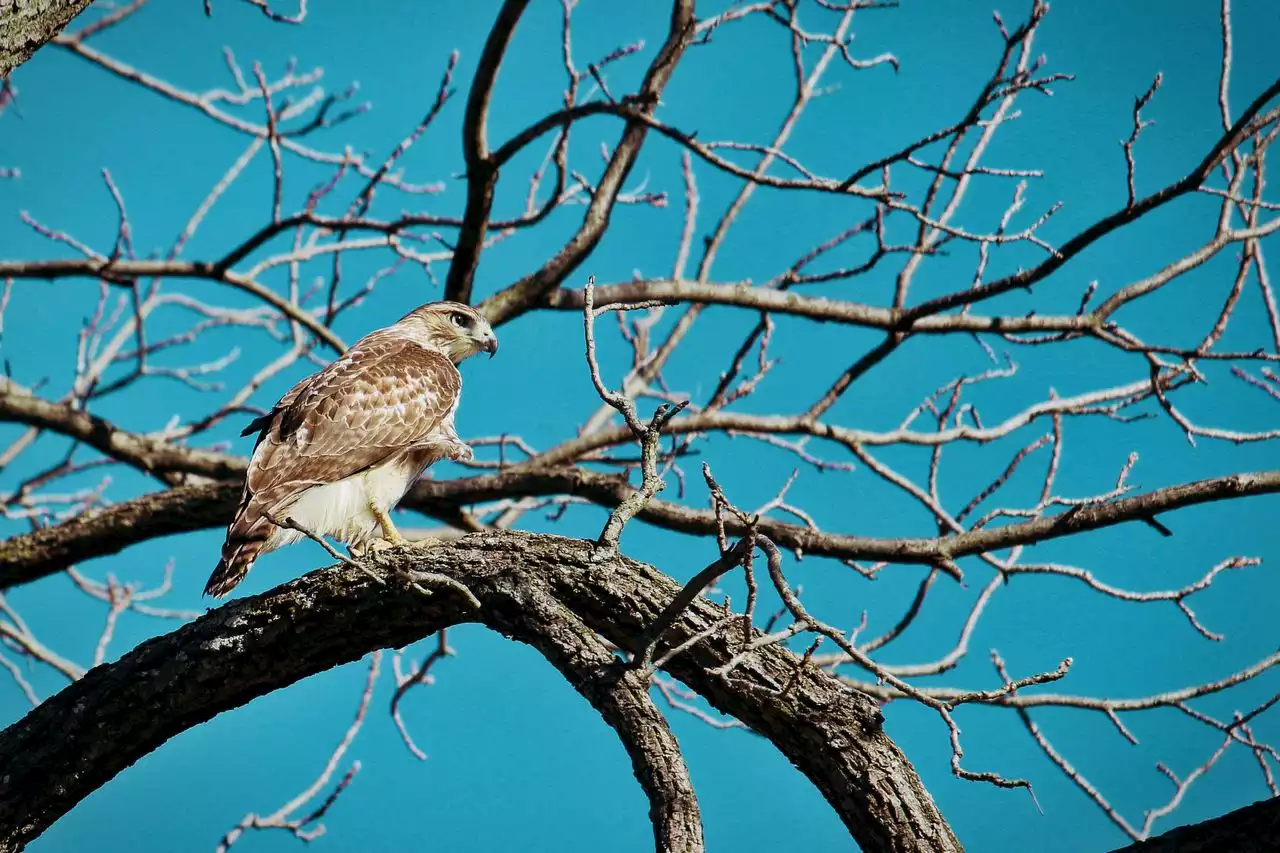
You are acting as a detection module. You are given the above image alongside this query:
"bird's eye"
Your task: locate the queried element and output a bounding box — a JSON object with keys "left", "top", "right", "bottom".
{"left": 450, "top": 313, "right": 468, "bottom": 328}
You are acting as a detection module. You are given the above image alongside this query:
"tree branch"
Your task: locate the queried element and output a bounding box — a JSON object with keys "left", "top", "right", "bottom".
{"left": 0, "top": 258, "right": 347, "bottom": 353}
{"left": 0, "top": 382, "right": 243, "bottom": 485}
{"left": 0, "top": 532, "right": 958, "bottom": 853}
{"left": 0, "top": 481, "right": 237, "bottom": 589}
{"left": 477, "top": 0, "right": 697, "bottom": 326}
{"left": 443, "top": 0, "right": 532, "bottom": 305}
{"left": 4, "top": 460, "right": 1279, "bottom": 594}
{"left": 541, "top": 278, "right": 1093, "bottom": 335}
{"left": 1108, "top": 795, "right": 1280, "bottom": 853}
{"left": 897, "top": 77, "right": 1280, "bottom": 323}
{"left": 484, "top": 568, "right": 704, "bottom": 852}
{"left": 0, "top": 0, "right": 93, "bottom": 77}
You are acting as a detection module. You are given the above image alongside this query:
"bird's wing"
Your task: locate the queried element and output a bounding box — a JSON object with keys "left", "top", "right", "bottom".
{"left": 240, "top": 373, "right": 310, "bottom": 447}
{"left": 246, "top": 335, "right": 461, "bottom": 502}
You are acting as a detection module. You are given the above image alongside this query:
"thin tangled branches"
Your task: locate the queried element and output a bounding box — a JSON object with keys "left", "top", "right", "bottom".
{"left": 215, "top": 651, "right": 379, "bottom": 851}
{"left": 0, "top": 0, "right": 1277, "bottom": 849}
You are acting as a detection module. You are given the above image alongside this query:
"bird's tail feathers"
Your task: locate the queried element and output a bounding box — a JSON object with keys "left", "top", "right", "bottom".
{"left": 205, "top": 504, "right": 276, "bottom": 598}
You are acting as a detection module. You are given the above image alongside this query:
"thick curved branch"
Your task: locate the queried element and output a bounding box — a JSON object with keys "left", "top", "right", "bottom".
{"left": 1109, "top": 795, "right": 1280, "bottom": 853}
{"left": 0, "top": 532, "right": 958, "bottom": 853}
{"left": 0, "top": 481, "right": 236, "bottom": 589}
{"left": 0, "top": 0, "right": 92, "bottom": 77}
{"left": 484, "top": 570, "right": 703, "bottom": 852}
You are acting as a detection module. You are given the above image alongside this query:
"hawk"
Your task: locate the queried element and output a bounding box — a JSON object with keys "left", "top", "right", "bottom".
{"left": 204, "top": 301, "right": 498, "bottom": 597}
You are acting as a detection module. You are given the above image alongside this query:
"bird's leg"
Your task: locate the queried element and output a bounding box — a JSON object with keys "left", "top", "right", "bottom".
{"left": 361, "top": 476, "right": 472, "bottom": 602}
{"left": 369, "top": 501, "right": 404, "bottom": 545}
{"left": 367, "top": 500, "right": 443, "bottom": 558}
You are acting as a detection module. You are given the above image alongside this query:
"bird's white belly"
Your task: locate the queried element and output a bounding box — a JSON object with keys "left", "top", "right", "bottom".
{"left": 270, "top": 460, "right": 418, "bottom": 549}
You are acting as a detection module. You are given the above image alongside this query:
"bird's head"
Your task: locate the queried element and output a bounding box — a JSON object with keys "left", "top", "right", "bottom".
{"left": 400, "top": 301, "right": 499, "bottom": 364}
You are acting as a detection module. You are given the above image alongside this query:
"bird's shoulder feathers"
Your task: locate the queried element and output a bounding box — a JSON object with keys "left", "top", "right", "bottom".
{"left": 246, "top": 333, "right": 462, "bottom": 492}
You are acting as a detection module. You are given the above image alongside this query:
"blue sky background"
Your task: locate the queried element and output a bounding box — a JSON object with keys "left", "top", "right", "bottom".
{"left": 1, "top": 1, "right": 1278, "bottom": 850}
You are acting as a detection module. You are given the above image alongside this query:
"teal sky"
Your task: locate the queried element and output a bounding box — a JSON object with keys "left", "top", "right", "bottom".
{"left": 2, "top": 1, "right": 1278, "bottom": 851}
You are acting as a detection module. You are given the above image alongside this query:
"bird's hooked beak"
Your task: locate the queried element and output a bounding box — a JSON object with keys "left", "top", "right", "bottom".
{"left": 477, "top": 327, "right": 499, "bottom": 358}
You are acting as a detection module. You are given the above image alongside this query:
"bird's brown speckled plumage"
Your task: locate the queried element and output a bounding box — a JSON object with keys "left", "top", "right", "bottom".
{"left": 205, "top": 301, "right": 497, "bottom": 597}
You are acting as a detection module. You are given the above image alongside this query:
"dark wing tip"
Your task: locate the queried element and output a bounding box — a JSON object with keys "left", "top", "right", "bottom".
{"left": 240, "top": 412, "right": 274, "bottom": 438}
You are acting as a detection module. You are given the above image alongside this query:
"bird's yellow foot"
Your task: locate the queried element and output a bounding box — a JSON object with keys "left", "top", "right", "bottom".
{"left": 364, "top": 535, "right": 439, "bottom": 555}
{"left": 369, "top": 503, "right": 405, "bottom": 545}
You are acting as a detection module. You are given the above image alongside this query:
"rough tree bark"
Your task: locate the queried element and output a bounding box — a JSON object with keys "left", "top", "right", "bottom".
{"left": 0, "top": 531, "right": 961, "bottom": 853}
{"left": 485, "top": 570, "right": 704, "bottom": 852}
{"left": 1110, "top": 796, "right": 1280, "bottom": 853}
{"left": 0, "top": 0, "right": 93, "bottom": 77}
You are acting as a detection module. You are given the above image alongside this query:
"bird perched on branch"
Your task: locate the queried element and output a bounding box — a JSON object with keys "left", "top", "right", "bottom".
{"left": 204, "top": 301, "right": 498, "bottom": 597}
